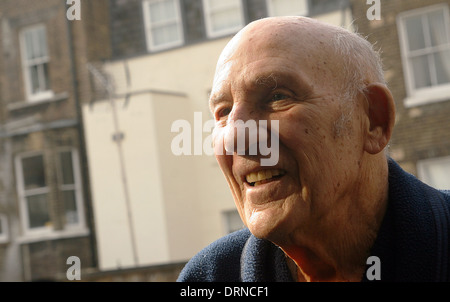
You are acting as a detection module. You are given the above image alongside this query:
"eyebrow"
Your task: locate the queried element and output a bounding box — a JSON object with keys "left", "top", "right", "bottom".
{"left": 254, "top": 69, "right": 312, "bottom": 90}
{"left": 209, "top": 69, "right": 313, "bottom": 110}
{"left": 255, "top": 73, "right": 278, "bottom": 90}
{"left": 246, "top": 68, "right": 314, "bottom": 98}
{"left": 209, "top": 92, "right": 228, "bottom": 112}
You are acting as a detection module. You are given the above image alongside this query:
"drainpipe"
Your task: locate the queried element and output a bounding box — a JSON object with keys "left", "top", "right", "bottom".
{"left": 64, "top": 0, "right": 98, "bottom": 269}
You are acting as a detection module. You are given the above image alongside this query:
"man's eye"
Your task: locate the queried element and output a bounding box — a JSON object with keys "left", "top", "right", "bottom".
{"left": 271, "top": 93, "right": 289, "bottom": 101}
{"left": 216, "top": 107, "right": 231, "bottom": 120}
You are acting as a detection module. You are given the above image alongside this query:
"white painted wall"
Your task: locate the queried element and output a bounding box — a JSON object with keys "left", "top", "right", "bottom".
{"left": 90, "top": 38, "right": 237, "bottom": 269}
{"left": 83, "top": 94, "right": 172, "bottom": 269}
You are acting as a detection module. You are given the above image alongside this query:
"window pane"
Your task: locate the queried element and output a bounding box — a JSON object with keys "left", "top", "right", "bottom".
{"left": 433, "top": 50, "right": 450, "bottom": 85}
{"left": 22, "top": 155, "right": 46, "bottom": 190}
{"left": 24, "top": 30, "right": 35, "bottom": 60}
{"left": 60, "top": 151, "right": 75, "bottom": 185}
{"left": 62, "top": 190, "right": 79, "bottom": 225}
{"left": 24, "top": 27, "right": 48, "bottom": 60}
{"left": 30, "top": 65, "right": 40, "bottom": 94}
{"left": 26, "top": 193, "right": 50, "bottom": 228}
{"left": 152, "top": 23, "right": 180, "bottom": 45}
{"left": 270, "top": 0, "right": 308, "bottom": 16}
{"left": 211, "top": 8, "right": 241, "bottom": 32}
{"left": 30, "top": 64, "right": 50, "bottom": 94}
{"left": 419, "top": 157, "right": 450, "bottom": 190}
{"left": 149, "top": 0, "right": 177, "bottom": 23}
{"left": 405, "top": 15, "right": 426, "bottom": 51}
{"left": 411, "top": 55, "right": 432, "bottom": 89}
{"left": 42, "top": 63, "right": 50, "bottom": 91}
{"left": 427, "top": 10, "right": 448, "bottom": 47}
{"left": 209, "top": 0, "right": 229, "bottom": 10}
{"left": 35, "top": 27, "right": 47, "bottom": 58}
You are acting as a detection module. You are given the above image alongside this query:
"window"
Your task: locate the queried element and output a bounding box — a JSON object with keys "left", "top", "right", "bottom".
{"left": 20, "top": 25, "right": 53, "bottom": 102}
{"left": 15, "top": 149, "right": 85, "bottom": 235}
{"left": 0, "top": 214, "right": 9, "bottom": 243}
{"left": 58, "top": 149, "right": 84, "bottom": 228}
{"left": 143, "top": 0, "right": 184, "bottom": 51}
{"left": 203, "top": 0, "right": 245, "bottom": 38}
{"left": 15, "top": 153, "right": 51, "bottom": 233}
{"left": 417, "top": 156, "right": 450, "bottom": 190}
{"left": 397, "top": 4, "right": 450, "bottom": 107}
{"left": 223, "top": 209, "right": 244, "bottom": 234}
{"left": 266, "top": 0, "right": 308, "bottom": 17}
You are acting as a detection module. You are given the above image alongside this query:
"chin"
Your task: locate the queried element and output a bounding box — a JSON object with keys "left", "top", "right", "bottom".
{"left": 245, "top": 208, "right": 292, "bottom": 244}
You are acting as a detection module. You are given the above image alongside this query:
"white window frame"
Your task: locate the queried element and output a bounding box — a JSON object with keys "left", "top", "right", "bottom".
{"left": 417, "top": 155, "right": 450, "bottom": 190}
{"left": 19, "top": 24, "right": 53, "bottom": 102}
{"left": 397, "top": 4, "right": 450, "bottom": 107}
{"left": 0, "top": 214, "right": 9, "bottom": 243}
{"left": 266, "top": 0, "right": 309, "bottom": 17}
{"left": 56, "top": 148, "right": 86, "bottom": 230}
{"left": 142, "top": 0, "right": 184, "bottom": 52}
{"left": 203, "top": 0, "right": 245, "bottom": 38}
{"left": 15, "top": 151, "right": 52, "bottom": 236}
{"left": 15, "top": 149, "right": 87, "bottom": 240}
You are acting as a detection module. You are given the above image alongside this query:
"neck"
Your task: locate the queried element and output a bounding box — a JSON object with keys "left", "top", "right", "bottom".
{"left": 284, "top": 155, "right": 389, "bottom": 282}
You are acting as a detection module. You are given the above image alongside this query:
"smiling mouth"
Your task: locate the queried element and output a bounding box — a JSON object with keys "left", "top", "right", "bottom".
{"left": 245, "top": 169, "right": 286, "bottom": 187}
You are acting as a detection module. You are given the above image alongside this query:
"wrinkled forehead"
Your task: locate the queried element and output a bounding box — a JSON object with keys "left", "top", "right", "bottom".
{"left": 210, "top": 18, "right": 339, "bottom": 100}
{"left": 217, "top": 18, "right": 317, "bottom": 66}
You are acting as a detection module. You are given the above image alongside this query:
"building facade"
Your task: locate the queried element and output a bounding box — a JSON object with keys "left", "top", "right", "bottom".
{"left": 351, "top": 0, "right": 450, "bottom": 190}
{"left": 0, "top": 0, "right": 110, "bottom": 281}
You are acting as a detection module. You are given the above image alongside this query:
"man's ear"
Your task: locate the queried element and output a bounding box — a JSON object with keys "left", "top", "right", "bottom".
{"left": 362, "top": 83, "right": 396, "bottom": 154}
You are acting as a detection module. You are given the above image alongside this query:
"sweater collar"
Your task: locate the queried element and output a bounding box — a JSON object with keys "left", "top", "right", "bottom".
{"left": 363, "top": 158, "right": 441, "bottom": 281}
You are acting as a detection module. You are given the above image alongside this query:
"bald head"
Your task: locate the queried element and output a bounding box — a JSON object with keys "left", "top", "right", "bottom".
{"left": 214, "top": 16, "right": 384, "bottom": 103}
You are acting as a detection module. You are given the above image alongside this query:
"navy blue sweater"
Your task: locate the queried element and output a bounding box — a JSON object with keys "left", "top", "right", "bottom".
{"left": 177, "top": 159, "right": 450, "bottom": 282}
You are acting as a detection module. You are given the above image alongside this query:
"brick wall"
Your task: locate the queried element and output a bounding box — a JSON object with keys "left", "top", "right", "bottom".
{"left": 1, "top": 0, "right": 74, "bottom": 115}
{"left": 351, "top": 0, "right": 450, "bottom": 175}
{"left": 109, "top": 0, "right": 148, "bottom": 58}
{"left": 0, "top": 0, "right": 112, "bottom": 281}
{"left": 25, "top": 237, "right": 95, "bottom": 281}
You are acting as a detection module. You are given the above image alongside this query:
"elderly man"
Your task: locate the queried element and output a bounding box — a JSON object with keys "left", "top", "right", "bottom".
{"left": 177, "top": 16, "right": 450, "bottom": 282}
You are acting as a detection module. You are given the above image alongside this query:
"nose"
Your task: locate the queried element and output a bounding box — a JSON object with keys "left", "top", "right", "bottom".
{"left": 222, "top": 103, "right": 261, "bottom": 156}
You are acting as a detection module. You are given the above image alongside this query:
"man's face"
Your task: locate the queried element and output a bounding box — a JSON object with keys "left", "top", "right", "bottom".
{"left": 209, "top": 20, "right": 367, "bottom": 246}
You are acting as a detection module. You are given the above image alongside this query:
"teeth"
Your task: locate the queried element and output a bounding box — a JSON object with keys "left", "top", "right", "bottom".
{"left": 246, "top": 169, "right": 285, "bottom": 185}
